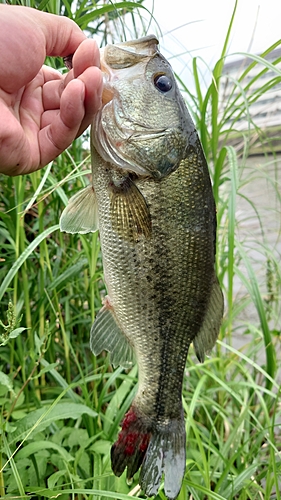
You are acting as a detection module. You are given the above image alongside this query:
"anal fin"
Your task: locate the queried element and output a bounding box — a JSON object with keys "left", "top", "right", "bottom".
{"left": 193, "top": 276, "right": 224, "bottom": 362}
{"left": 90, "top": 298, "right": 135, "bottom": 368}
{"left": 59, "top": 185, "right": 98, "bottom": 234}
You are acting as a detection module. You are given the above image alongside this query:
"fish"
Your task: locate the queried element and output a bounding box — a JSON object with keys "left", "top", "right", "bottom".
{"left": 59, "top": 35, "right": 224, "bottom": 499}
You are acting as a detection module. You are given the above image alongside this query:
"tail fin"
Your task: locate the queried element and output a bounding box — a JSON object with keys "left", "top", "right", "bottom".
{"left": 111, "top": 406, "right": 186, "bottom": 499}
{"left": 140, "top": 418, "right": 186, "bottom": 499}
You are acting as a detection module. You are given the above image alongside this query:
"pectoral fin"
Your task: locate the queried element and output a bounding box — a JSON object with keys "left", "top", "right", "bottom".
{"left": 109, "top": 176, "right": 151, "bottom": 242}
{"left": 90, "top": 298, "right": 135, "bottom": 368}
{"left": 193, "top": 276, "right": 224, "bottom": 362}
{"left": 59, "top": 186, "right": 98, "bottom": 234}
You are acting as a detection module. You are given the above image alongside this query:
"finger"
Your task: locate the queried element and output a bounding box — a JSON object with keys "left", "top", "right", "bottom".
{"left": 0, "top": 103, "right": 37, "bottom": 175}
{"left": 39, "top": 78, "right": 86, "bottom": 166}
{"left": 42, "top": 79, "right": 64, "bottom": 111}
{"left": 0, "top": 6, "right": 46, "bottom": 92}
{"left": 37, "top": 10, "right": 87, "bottom": 57}
{"left": 61, "top": 49, "right": 103, "bottom": 136}
{"left": 72, "top": 38, "right": 101, "bottom": 78}
{"left": 0, "top": 5, "right": 87, "bottom": 93}
{"left": 15, "top": 6, "right": 87, "bottom": 57}
{"left": 41, "top": 109, "right": 59, "bottom": 129}
{"left": 42, "top": 66, "right": 102, "bottom": 137}
{"left": 42, "top": 65, "right": 63, "bottom": 83}
{"left": 76, "top": 66, "right": 103, "bottom": 136}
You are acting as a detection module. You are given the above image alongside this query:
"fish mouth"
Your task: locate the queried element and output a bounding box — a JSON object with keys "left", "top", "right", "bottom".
{"left": 102, "top": 87, "right": 114, "bottom": 105}
{"left": 96, "top": 57, "right": 170, "bottom": 179}
{"left": 101, "top": 59, "right": 115, "bottom": 105}
{"left": 99, "top": 37, "right": 158, "bottom": 105}
{"left": 96, "top": 39, "right": 185, "bottom": 179}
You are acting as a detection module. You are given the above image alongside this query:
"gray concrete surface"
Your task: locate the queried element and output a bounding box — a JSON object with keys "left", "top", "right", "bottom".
{"left": 222, "top": 154, "right": 281, "bottom": 373}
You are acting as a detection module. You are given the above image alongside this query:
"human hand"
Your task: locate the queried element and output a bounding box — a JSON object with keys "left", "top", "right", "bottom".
{"left": 0, "top": 5, "right": 103, "bottom": 176}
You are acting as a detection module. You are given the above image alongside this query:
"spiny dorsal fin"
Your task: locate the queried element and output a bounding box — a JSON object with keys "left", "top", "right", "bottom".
{"left": 59, "top": 186, "right": 98, "bottom": 234}
{"left": 109, "top": 176, "right": 151, "bottom": 242}
{"left": 90, "top": 297, "right": 135, "bottom": 368}
{"left": 193, "top": 276, "right": 224, "bottom": 363}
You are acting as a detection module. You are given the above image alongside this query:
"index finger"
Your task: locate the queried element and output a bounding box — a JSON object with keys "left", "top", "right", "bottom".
{"left": 37, "top": 10, "right": 87, "bottom": 57}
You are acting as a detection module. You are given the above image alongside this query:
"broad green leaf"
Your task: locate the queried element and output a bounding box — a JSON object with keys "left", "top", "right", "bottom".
{"left": 16, "top": 440, "right": 74, "bottom": 463}
{"left": 90, "top": 439, "right": 111, "bottom": 455}
{"left": 0, "top": 371, "right": 14, "bottom": 394}
{"left": 47, "top": 469, "right": 68, "bottom": 490}
{"left": 9, "top": 327, "right": 27, "bottom": 339}
{"left": 9, "top": 402, "right": 97, "bottom": 443}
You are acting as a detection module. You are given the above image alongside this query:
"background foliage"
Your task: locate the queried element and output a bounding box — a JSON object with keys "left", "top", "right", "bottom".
{"left": 0, "top": 1, "right": 280, "bottom": 499}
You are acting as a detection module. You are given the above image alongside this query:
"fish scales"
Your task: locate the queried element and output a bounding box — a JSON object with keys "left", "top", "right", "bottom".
{"left": 60, "top": 34, "right": 224, "bottom": 500}
{"left": 92, "top": 146, "right": 215, "bottom": 421}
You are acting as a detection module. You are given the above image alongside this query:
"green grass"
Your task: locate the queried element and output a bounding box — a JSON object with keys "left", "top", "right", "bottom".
{"left": 0, "top": 0, "right": 281, "bottom": 499}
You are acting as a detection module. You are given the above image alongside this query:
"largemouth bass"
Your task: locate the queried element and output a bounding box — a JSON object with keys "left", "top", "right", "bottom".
{"left": 60, "top": 35, "right": 224, "bottom": 499}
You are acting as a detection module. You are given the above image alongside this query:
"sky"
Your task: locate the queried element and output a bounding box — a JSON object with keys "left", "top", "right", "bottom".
{"left": 140, "top": 0, "right": 281, "bottom": 86}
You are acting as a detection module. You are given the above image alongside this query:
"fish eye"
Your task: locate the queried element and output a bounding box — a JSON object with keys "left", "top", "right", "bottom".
{"left": 154, "top": 73, "right": 173, "bottom": 93}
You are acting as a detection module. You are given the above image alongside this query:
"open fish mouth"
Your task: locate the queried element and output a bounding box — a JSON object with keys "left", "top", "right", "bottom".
{"left": 93, "top": 36, "right": 191, "bottom": 180}
{"left": 94, "top": 72, "right": 175, "bottom": 178}
{"left": 101, "top": 69, "right": 115, "bottom": 105}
